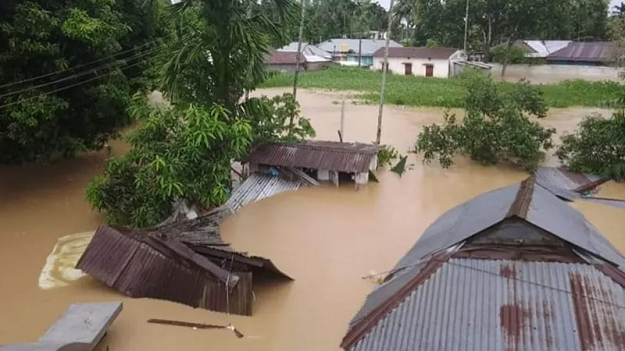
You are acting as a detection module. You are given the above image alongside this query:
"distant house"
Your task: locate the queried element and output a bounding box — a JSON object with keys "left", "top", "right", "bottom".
{"left": 546, "top": 41, "right": 621, "bottom": 66}
{"left": 372, "top": 47, "right": 467, "bottom": 78}
{"left": 516, "top": 40, "right": 572, "bottom": 59}
{"left": 266, "top": 45, "right": 333, "bottom": 73}
{"left": 341, "top": 178, "right": 625, "bottom": 351}
{"left": 317, "top": 39, "right": 403, "bottom": 67}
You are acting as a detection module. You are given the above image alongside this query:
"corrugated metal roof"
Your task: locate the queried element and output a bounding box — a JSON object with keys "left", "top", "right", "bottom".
{"left": 225, "top": 173, "right": 303, "bottom": 213}
{"left": 521, "top": 40, "right": 572, "bottom": 58}
{"left": 547, "top": 42, "right": 620, "bottom": 62}
{"left": 317, "top": 39, "right": 403, "bottom": 56}
{"left": 372, "top": 47, "right": 459, "bottom": 60}
{"left": 245, "top": 141, "right": 379, "bottom": 173}
{"left": 278, "top": 42, "right": 332, "bottom": 60}
{"left": 391, "top": 180, "right": 625, "bottom": 274}
{"left": 267, "top": 51, "right": 304, "bottom": 65}
{"left": 350, "top": 259, "right": 625, "bottom": 351}
{"left": 77, "top": 226, "right": 254, "bottom": 315}
{"left": 344, "top": 178, "right": 625, "bottom": 348}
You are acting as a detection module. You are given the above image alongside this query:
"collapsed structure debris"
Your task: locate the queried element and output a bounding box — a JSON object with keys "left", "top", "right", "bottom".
{"left": 76, "top": 208, "right": 291, "bottom": 316}
{"left": 535, "top": 166, "right": 625, "bottom": 209}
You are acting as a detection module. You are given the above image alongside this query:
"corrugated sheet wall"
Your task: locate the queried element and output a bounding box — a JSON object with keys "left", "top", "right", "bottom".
{"left": 226, "top": 173, "right": 302, "bottom": 213}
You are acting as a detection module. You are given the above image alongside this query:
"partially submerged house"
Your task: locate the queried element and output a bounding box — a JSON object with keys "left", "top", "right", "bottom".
{"left": 546, "top": 42, "right": 621, "bottom": 66}
{"left": 516, "top": 40, "right": 572, "bottom": 60}
{"left": 77, "top": 208, "right": 291, "bottom": 316}
{"left": 342, "top": 178, "right": 625, "bottom": 351}
{"left": 318, "top": 39, "right": 403, "bottom": 67}
{"left": 371, "top": 47, "right": 467, "bottom": 78}
{"left": 244, "top": 141, "right": 379, "bottom": 187}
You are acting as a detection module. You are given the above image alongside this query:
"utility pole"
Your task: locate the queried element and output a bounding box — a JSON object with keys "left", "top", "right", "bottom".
{"left": 463, "top": 0, "right": 470, "bottom": 53}
{"left": 358, "top": 37, "right": 362, "bottom": 67}
{"left": 292, "top": 0, "right": 307, "bottom": 100}
{"left": 375, "top": 0, "right": 394, "bottom": 145}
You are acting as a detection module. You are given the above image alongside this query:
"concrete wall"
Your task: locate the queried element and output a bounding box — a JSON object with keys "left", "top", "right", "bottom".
{"left": 317, "top": 169, "right": 330, "bottom": 181}
{"left": 489, "top": 63, "right": 622, "bottom": 83}
{"left": 347, "top": 55, "right": 374, "bottom": 67}
{"left": 355, "top": 172, "right": 369, "bottom": 185}
{"left": 372, "top": 57, "right": 451, "bottom": 78}
{"left": 267, "top": 64, "right": 303, "bottom": 73}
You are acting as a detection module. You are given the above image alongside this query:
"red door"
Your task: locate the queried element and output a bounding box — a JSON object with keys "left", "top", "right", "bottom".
{"left": 404, "top": 63, "right": 412, "bottom": 75}
{"left": 425, "top": 64, "right": 434, "bottom": 77}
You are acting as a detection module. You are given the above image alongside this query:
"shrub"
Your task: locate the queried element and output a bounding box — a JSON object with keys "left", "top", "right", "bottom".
{"left": 377, "top": 145, "right": 399, "bottom": 168}
{"left": 415, "top": 74, "right": 555, "bottom": 170}
{"left": 556, "top": 110, "right": 625, "bottom": 180}
{"left": 490, "top": 44, "right": 527, "bottom": 64}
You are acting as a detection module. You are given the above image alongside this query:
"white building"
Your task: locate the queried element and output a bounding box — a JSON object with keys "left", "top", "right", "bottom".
{"left": 371, "top": 47, "right": 467, "bottom": 78}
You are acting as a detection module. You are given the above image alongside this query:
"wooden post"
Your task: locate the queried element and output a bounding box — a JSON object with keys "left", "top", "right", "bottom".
{"left": 292, "top": 0, "right": 307, "bottom": 99}
{"left": 340, "top": 100, "right": 345, "bottom": 142}
{"left": 358, "top": 38, "right": 362, "bottom": 67}
{"left": 375, "top": 0, "right": 395, "bottom": 145}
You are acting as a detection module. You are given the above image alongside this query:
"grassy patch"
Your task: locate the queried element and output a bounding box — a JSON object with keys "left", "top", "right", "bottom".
{"left": 261, "top": 67, "right": 623, "bottom": 108}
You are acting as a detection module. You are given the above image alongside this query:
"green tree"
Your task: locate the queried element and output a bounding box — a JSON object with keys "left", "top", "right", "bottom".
{"left": 556, "top": 111, "right": 625, "bottom": 181}
{"left": 0, "top": 0, "right": 165, "bottom": 163}
{"left": 87, "top": 103, "right": 253, "bottom": 227}
{"left": 415, "top": 73, "right": 555, "bottom": 170}
{"left": 87, "top": 0, "right": 315, "bottom": 227}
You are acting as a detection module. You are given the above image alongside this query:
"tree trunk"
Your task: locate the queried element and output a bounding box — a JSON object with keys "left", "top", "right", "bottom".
{"left": 500, "top": 40, "right": 513, "bottom": 78}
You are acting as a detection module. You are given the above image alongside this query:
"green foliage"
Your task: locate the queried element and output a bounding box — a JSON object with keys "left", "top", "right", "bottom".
{"left": 377, "top": 145, "right": 399, "bottom": 168}
{"left": 86, "top": 104, "right": 253, "bottom": 227}
{"left": 238, "top": 93, "right": 316, "bottom": 145}
{"left": 556, "top": 111, "right": 625, "bottom": 181}
{"left": 162, "top": 0, "right": 296, "bottom": 109}
{"left": 261, "top": 67, "right": 623, "bottom": 109}
{"left": 490, "top": 45, "right": 527, "bottom": 64}
{"left": 0, "top": 0, "right": 165, "bottom": 163}
{"left": 415, "top": 74, "right": 555, "bottom": 170}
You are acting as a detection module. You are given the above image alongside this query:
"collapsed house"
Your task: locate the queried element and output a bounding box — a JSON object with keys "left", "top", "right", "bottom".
{"left": 77, "top": 208, "right": 290, "bottom": 316}
{"left": 535, "top": 166, "right": 625, "bottom": 209}
{"left": 342, "top": 178, "right": 625, "bottom": 351}
{"left": 244, "top": 141, "right": 379, "bottom": 187}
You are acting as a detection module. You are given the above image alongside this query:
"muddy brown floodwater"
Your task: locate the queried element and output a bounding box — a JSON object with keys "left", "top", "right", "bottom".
{"left": 1, "top": 88, "right": 624, "bottom": 351}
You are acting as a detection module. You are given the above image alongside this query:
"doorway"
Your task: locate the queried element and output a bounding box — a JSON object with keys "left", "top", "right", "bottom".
{"left": 404, "top": 63, "right": 412, "bottom": 75}
{"left": 425, "top": 64, "right": 434, "bottom": 77}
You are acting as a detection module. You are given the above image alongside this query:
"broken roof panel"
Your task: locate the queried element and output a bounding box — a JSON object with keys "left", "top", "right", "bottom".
{"left": 245, "top": 141, "right": 379, "bottom": 173}
{"left": 348, "top": 259, "right": 625, "bottom": 351}
{"left": 225, "top": 173, "right": 303, "bottom": 213}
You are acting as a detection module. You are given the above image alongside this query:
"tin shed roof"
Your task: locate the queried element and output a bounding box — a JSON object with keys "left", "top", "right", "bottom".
{"left": 245, "top": 141, "right": 379, "bottom": 173}
{"left": 373, "top": 47, "right": 459, "bottom": 60}
{"left": 318, "top": 39, "right": 403, "bottom": 56}
{"left": 341, "top": 178, "right": 625, "bottom": 351}
{"left": 547, "top": 42, "right": 620, "bottom": 63}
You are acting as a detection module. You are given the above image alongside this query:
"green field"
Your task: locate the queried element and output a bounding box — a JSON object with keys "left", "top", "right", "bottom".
{"left": 261, "top": 67, "right": 624, "bottom": 108}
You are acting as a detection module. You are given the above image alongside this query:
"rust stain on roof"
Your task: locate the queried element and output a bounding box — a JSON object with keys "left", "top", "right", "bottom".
{"left": 500, "top": 264, "right": 517, "bottom": 279}
{"left": 500, "top": 304, "right": 530, "bottom": 351}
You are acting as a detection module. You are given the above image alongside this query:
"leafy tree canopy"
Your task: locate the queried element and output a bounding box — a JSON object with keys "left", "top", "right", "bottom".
{"left": 0, "top": 0, "right": 166, "bottom": 163}
{"left": 415, "top": 72, "right": 555, "bottom": 170}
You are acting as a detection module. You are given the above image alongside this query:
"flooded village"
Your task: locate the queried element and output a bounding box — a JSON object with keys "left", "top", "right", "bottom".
{"left": 3, "top": 0, "right": 625, "bottom": 349}
{"left": 1, "top": 87, "right": 625, "bottom": 350}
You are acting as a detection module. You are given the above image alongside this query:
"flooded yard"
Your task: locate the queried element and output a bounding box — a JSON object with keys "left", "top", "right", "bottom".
{"left": 0, "top": 88, "right": 623, "bottom": 351}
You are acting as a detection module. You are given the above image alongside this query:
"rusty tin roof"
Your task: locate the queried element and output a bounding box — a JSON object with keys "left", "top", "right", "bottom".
{"left": 341, "top": 178, "right": 625, "bottom": 351}
{"left": 547, "top": 42, "right": 620, "bottom": 63}
{"left": 245, "top": 141, "right": 379, "bottom": 173}
{"left": 348, "top": 259, "right": 625, "bottom": 351}
{"left": 373, "top": 47, "right": 459, "bottom": 60}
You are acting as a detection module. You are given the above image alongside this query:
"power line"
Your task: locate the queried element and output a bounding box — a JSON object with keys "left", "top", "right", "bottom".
{"left": 0, "top": 45, "right": 164, "bottom": 99}
{"left": 0, "top": 39, "right": 163, "bottom": 90}
{"left": 364, "top": 256, "right": 625, "bottom": 311}
{"left": 0, "top": 59, "right": 149, "bottom": 110}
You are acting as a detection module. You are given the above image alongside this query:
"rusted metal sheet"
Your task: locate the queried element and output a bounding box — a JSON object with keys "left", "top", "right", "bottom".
{"left": 346, "top": 259, "right": 625, "bottom": 351}
{"left": 76, "top": 226, "right": 254, "bottom": 315}
{"left": 245, "top": 141, "right": 379, "bottom": 174}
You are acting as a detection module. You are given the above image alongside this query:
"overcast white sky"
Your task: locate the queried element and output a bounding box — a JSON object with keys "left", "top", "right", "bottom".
{"left": 375, "top": 0, "right": 622, "bottom": 10}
